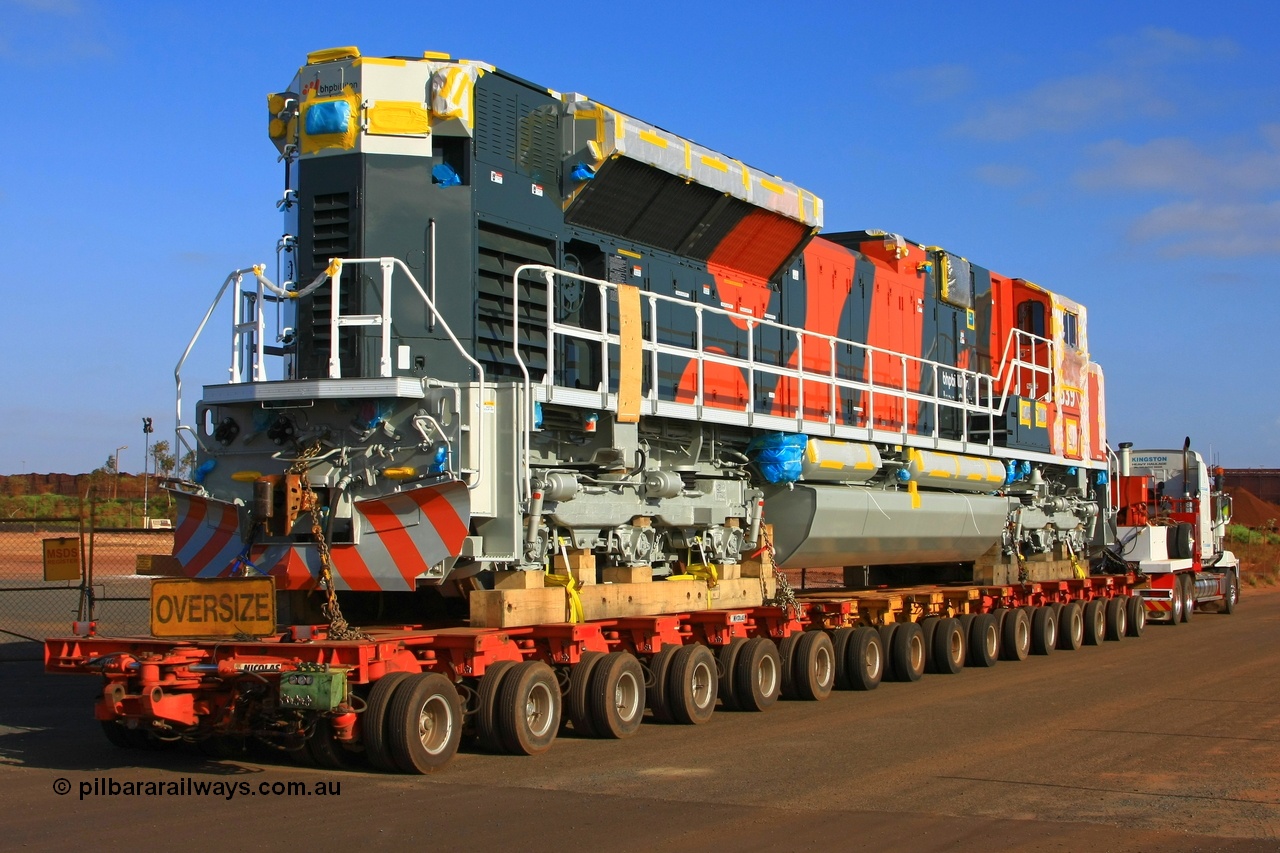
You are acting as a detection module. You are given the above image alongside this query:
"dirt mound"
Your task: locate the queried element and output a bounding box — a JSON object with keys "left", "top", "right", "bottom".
{"left": 1227, "top": 487, "right": 1280, "bottom": 529}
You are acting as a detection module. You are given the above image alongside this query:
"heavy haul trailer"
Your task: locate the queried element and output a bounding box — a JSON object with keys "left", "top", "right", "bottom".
{"left": 43, "top": 47, "right": 1224, "bottom": 771}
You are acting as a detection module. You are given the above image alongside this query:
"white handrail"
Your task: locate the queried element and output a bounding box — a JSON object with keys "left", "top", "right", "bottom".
{"left": 174, "top": 267, "right": 259, "bottom": 462}
{"left": 512, "top": 263, "right": 1010, "bottom": 465}
{"left": 332, "top": 257, "right": 488, "bottom": 492}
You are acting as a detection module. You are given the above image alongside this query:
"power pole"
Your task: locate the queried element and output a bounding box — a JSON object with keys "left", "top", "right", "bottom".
{"left": 142, "top": 417, "right": 153, "bottom": 526}
{"left": 113, "top": 445, "right": 128, "bottom": 500}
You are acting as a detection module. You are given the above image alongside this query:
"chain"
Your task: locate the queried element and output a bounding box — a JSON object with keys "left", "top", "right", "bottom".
{"left": 759, "top": 527, "right": 800, "bottom": 617}
{"left": 290, "top": 441, "right": 366, "bottom": 641}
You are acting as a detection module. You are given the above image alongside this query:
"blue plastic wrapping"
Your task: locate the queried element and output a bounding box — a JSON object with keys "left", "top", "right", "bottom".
{"left": 193, "top": 458, "right": 217, "bottom": 484}
{"left": 432, "top": 163, "right": 461, "bottom": 187}
{"left": 305, "top": 100, "right": 350, "bottom": 136}
{"left": 570, "top": 162, "right": 596, "bottom": 182}
{"left": 426, "top": 444, "right": 448, "bottom": 475}
{"left": 746, "top": 433, "right": 807, "bottom": 484}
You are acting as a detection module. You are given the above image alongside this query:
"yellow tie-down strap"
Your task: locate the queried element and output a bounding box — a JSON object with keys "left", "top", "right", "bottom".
{"left": 616, "top": 282, "right": 642, "bottom": 424}
{"left": 544, "top": 571, "right": 584, "bottom": 624}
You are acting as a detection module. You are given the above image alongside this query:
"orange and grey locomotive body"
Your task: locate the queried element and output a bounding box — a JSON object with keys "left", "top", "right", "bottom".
{"left": 172, "top": 47, "right": 1107, "bottom": 595}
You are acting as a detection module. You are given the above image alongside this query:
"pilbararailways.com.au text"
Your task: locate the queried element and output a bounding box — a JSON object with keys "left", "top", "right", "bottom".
{"left": 63, "top": 777, "right": 341, "bottom": 800}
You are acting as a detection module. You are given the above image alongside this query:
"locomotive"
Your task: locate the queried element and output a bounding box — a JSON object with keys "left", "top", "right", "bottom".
{"left": 171, "top": 47, "right": 1108, "bottom": 615}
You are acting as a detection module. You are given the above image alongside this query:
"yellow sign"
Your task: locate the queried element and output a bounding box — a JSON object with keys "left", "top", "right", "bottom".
{"left": 43, "top": 537, "right": 81, "bottom": 581}
{"left": 150, "top": 577, "right": 277, "bottom": 638}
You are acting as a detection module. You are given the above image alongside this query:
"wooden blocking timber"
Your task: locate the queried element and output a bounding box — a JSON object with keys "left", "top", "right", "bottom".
{"left": 470, "top": 587, "right": 567, "bottom": 628}
{"left": 578, "top": 577, "right": 769, "bottom": 622}
{"left": 740, "top": 526, "right": 775, "bottom": 579}
{"left": 552, "top": 550, "right": 597, "bottom": 585}
{"left": 470, "top": 576, "right": 777, "bottom": 628}
{"left": 973, "top": 543, "right": 1081, "bottom": 585}
{"left": 718, "top": 563, "right": 742, "bottom": 580}
{"left": 493, "top": 570, "right": 546, "bottom": 590}
{"left": 602, "top": 566, "right": 652, "bottom": 584}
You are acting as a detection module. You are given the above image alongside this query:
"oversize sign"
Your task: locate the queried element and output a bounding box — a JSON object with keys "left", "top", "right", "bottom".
{"left": 150, "top": 577, "right": 276, "bottom": 638}
{"left": 43, "top": 537, "right": 81, "bottom": 581}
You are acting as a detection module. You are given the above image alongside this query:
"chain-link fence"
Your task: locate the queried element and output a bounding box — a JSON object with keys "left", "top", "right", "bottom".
{"left": 0, "top": 517, "right": 173, "bottom": 660}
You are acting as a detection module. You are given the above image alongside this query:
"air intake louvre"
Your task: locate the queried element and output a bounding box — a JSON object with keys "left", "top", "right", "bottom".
{"left": 565, "top": 159, "right": 805, "bottom": 279}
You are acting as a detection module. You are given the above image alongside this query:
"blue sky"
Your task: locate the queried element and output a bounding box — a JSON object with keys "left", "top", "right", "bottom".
{"left": 2, "top": 0, "right": 1277, "bottom": 474}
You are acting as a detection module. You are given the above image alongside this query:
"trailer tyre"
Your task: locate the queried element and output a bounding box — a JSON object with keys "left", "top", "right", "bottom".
{"left": 734, "top": 637, "right": 782, "bottom": 711}
{"left": 645, "top": 646, "right": 681, "bottom": 724}
{"left": 475, "top": 660, "right": 518, "bottom": 754}
{"left": 1030, "top": 606, "right": 1057, "bottom": 656}
{"left": 1057, "top": 602, "right": 1084, "bottom": 651}
{"left": 589, "top": 652, "right": 645, "bottom": 739}
{"left": 668, "top": 644, "right": 718, "bottom": 725}
{"left": 847, "top": 626, "right": 884, "bottom": 690}
{"left": 931, "top": 618, "right": 965, "bottom": 674}
{"left": 1000, "top": 608, "right": 1030, "bottom": 661}
{"left": 716, "top": 637, "right": 747, "bottom": 712}
{"left": 1083, "top": 600, "right": 1106, "bottom": 645}
{"left": 566, "top": 651, "right": 605, "bottom": 737}
{"left": 306, "top": 718, "right": 358, "bottom": 768}
{"left": 793, "top": 631, "right": 836, "bottom": 701}
{"left": 1125, "top": 594, "right": 1146, "bottom": 636}
{"left": 891, "top": 621, "right": 927, "bottom": 682}
{"left": 918, "top": 616, "right": 940, "bottom": 670}
{"left": 968, "top": 614, "right": 999, "bottom": 667}
{"left": 831, "top": 627, "right": 857, "bottom": 690}
{"left": 1105, "top": 596, "right": 1128, "bottom": 641}
{"left": 878, "top": 624, "right": 900, "bottom": 681}
{"left": 1180, "top": 574, "right": 1194, "bottom": 622}
{"left": 776, "top": 634, "right": 802, "bottom": 701}
{"left": 363, "top": 671, "right": 414, "bottom": 770}
{"left": 387, "top": 673, "right": 463, "bottom": 773}
{"left": 496, "top": 661, "right": 561, "bottom": 756}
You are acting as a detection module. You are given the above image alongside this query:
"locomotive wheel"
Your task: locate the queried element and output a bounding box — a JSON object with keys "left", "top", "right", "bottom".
{"left": 967, "top": 614, "right": 999, "bottom": 667}
{"left": 1030, "top": 606, "right": 1057, "bottom": 656}
{"left": 846, "top": 626, "right": 884, "bottom": 690}
{"left": 1000, "top": 608, "right": 1030, "bottom": 661}
{"left": 891, "top": 622, "right": 926, "bottom": 682}
{"left": 877, "top": 624, "right": 900, "bottom": 681}
{"left": 1180, "top": 575, "right": 1194, "bottom": 622}
{"left": 717, "top": 638, "right": 749, "bottom": 710}
{"left": 1082, "top": 600, "right": 1106, "bottom": 645}
{"left": 588, "top": 652, "right": 645, "bottom": 739}
{"left": 733, "top": 637, "right": 782, "bottom": 711}
{"left": 831, "top": 627, "right": 857, "bottom": 690}
{"left": 1057, "top": 602, "right": 1084, "bottom": 651}
{"left": 387, "top": 673, "right": 463, "bottom": 773}
{"left": 1126, "top": 595, "right": 1147, "bottom": 636}
{"left": 667, "top": 644, "right": 717, "bottom": 725}
{"left": 645, "top": 646, "right": 681, "bottom": 724}
{"left": 1105, "top": 597, "right": 1128, "bottom": 641}
{"left": 363, "top": 671, "right": 413, "bottom": 770}
{"left": 932, "top": 618, "right": 966, "bottom": 674}
{"left": 565, "top": 652, "right": 605, "bottom": 737}
{"left": 793, "top": 631, "right": 836, "bottom": 701}
{"left": 497, "top": 661, "right": 561, "bottom": 756}
{"left": 777, "top": 633, "right": 802, "bottom": 700}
